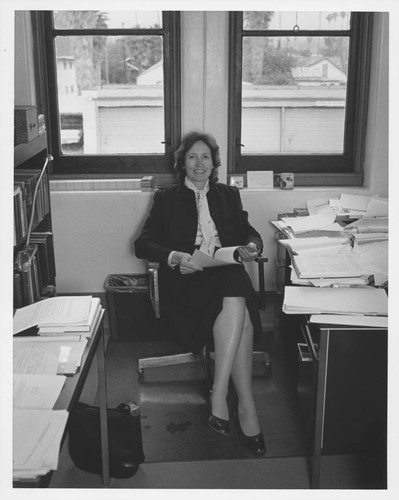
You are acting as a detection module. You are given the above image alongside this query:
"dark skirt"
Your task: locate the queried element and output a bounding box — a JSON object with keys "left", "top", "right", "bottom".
{"left": 158, "top": 264, "right": 262, "bottom": 354}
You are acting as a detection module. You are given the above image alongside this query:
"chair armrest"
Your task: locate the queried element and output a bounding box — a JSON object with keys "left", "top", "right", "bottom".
{"left": 255, "top": 255, "right": 268, "bottom": 310}
{"left": 148, "top": 261, "right": 160, "bottom": 319}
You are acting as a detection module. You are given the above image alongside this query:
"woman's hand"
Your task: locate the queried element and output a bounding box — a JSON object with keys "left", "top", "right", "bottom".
{"left": 237, "top": 243, "right": 260, "bottom": 262}
{"left": 172, "top": 252, "right": 203, "bottom": 274}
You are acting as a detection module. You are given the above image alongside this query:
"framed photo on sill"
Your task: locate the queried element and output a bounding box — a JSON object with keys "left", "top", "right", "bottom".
{"left": 230, "top": 175, "right": 245, "bottom": 189}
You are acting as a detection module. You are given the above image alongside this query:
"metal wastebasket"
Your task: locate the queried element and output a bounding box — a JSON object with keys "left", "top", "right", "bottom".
{"left": 104, "top": 274, "right": 164, "bottom": 341}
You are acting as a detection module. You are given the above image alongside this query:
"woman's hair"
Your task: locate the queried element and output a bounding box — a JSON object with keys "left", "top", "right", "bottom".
{"left": 174, "top": 131, "right": 221, "bottom": 183}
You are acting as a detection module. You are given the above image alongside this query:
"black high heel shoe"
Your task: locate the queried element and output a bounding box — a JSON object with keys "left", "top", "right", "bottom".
{"left": 234, "top": 412, "right": 266, "bottom": 457}
{"left": 207, "top": 393, "right": 231, "bottom": 437}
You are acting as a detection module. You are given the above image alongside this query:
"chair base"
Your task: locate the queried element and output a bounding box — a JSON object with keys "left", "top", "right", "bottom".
{"left": 137, "top": 348, "right": 271, "bottom": 379}
{"left": 137, "top": 352, "right": 199, "bottom": 377}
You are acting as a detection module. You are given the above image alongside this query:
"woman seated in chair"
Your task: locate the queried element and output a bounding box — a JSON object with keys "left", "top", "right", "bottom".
{"left": 134, "top": 131, "right": 265, "bottom": 456}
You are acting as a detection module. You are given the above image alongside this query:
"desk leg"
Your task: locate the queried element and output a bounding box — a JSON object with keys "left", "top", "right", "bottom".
{"left": 97, "top": 323, "right": 110, "bottom": 486}
{"left": 310, "top": 329, "right": 329, "bottom": 489}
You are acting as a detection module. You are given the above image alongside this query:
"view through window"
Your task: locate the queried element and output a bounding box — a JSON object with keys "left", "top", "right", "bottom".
{"left": 241, "top": 11, "right": 350, "bottom": 156}
{"left": 52, "top": 11, "right": 165, "bottom": 156}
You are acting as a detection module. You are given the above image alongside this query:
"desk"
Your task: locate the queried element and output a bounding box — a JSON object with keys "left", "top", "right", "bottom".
{"left": 297, "top": 317, "right": 387, "bottom": 488}
{"left": 13, "top": 308, "right": 110, "bottom": 487}
{"left": 277, "top": 238, "right": 388, "bottom": 488}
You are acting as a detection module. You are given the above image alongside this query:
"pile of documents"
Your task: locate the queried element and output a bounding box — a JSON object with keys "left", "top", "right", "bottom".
{"left": 13, "top": 295, "right": 102, "bottom": 337}
{"left": 283, "top": 286, "right": 388, "bottom": 317}
{"left": 272, "top": 193, "right": 388, "bottom": 288}
{"left": 13, "top": 373, "right": 69, "bottom": 478}
{"left": 291, "top": 254, "right": 367, "bottom": 280}
{"left": 13, "top": 336, "right": 88, "bottom": 376}
{"left": 12, "top": 295, "right": 104, "bottom": 480}
{"left": 13, "top": 408, "right": 69, "bottom": 479}
{"left": 270, "top": 213, "right": 345, "bottom": 239}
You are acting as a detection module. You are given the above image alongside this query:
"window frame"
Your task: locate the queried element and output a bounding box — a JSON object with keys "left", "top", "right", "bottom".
{"left": 37, "top": 11, "right": 181, "bottom": 177}
{"left": 228, "top": 12, "right": 374, "bottom": 186}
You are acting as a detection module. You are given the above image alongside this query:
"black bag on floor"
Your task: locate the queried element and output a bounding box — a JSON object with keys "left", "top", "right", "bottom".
{"left": 68, "top": 400, "right": 145, "bottom": 479}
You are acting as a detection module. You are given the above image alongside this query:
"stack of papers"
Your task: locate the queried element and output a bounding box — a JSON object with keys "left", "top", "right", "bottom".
{"left": 278, "top": 235, "right": 352, "bottom": 255}
{"left": 13, "top": 409, "right": 68, "bottom": 479}
{"left": 280, "top": 213, "right": 343, "bottom": 236}
{"left": 13, "top": 374, "right": 66, "bottom": 409}
{"left": 353, "top": 240, "right": 388, "bottom": 287}
{"left": 309, "top": 314, "right": 388, "bottom": 328}
{"left": 292, "top": 254, "right": 367, "bottom": 279}
{"left": 13, "top": 373, "right": 69, "bottom": 479}
{"left": 282, "top": 286, "right": 388, "bottom": 316}
{"left": 13, "top": 296, "right": 102, "bottom": 337}
{"left": 13, "top": 336, "right": 88, "bottom": 375}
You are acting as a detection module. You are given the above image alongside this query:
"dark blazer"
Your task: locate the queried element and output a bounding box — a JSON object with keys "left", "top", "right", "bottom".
{"left": 135, "top": 182, "right": 263, "bottom": 266}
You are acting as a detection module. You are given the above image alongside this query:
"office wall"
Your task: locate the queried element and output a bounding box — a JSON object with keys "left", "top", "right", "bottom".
{"left": 14, "top": 12, "right": 389, "bottom": 293}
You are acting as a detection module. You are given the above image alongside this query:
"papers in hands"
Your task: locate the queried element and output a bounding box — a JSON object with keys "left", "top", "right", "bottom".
{"left": 190, "top": 245, "right": 256, "bottom": 268}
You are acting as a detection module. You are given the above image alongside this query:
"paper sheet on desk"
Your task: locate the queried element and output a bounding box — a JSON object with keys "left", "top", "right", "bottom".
{"left": 292, "top": 253, "right": 367, "bottom": 279}
{"left": 281, "top": 214, "right": 337, "bottom": 233}
{"left": 278, "top": 236, "right": 351, "bottom": 255}
{"left": 340, "top": 193, "right": 373, "bottom": 212}
{"left": 13, "top": 409, "right": 68, "bottom": 476}
{"left": 365, "top": 198, "right": 388, "bottom": 217}
{"left": 344, "top": 216, "right": 388, "bottom": 233}
{"left": 310, "top": 314, "right": 388, "bottom": 328}
{"left": 353, "top": 240, "right": 388, "bottom": 286}
{"left": 282, "top": 286, "right": 388, "bottom": 316}
{"left": 13, "top": 337, "right": 88, "bottom": 375}
{"left": 290, "top": 266, "right": 370, "bottom": 288}
{"left": 13, "top": 374, "right": 66, "bottom": 409}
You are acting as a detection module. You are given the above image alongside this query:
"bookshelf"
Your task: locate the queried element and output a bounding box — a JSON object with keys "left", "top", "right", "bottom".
{"left": 13, "top": 130, "right": 56, "bottom": 308}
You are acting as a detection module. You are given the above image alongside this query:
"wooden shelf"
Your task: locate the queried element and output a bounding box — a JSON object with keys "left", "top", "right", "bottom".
{"left": 14, "top": 132, "right": 47, "bottom": 167}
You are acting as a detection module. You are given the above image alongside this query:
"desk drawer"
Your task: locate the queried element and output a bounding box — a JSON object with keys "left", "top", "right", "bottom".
{"left": 297, "top": 334, "right": 318, "bottom": 439}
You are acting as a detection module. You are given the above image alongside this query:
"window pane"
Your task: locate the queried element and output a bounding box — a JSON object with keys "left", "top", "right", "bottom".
{"left": 241, "top": 36, "right": 348, "bottom": 155}
{"left": 243, "top": 11, "right": 350, "bottom": 31}
{"left": 55, "top": 35, "right": 164, "bottom": 154}
{"left": 53, "top": 11, "right": 162, "bottom": 29}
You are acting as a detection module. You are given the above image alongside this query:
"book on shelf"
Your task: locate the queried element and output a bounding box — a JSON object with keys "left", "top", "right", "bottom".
{"left": 14, "top": 244, "right": 40, "bottom": 305}
{"left": 13, "top": 295, "right": 102, "bottom": 336}
{"left": 29, "top": 231, "right": 56, "bottom": 286}
{"left": 13, "top": 184, "right": 28, "bottom": 245}
{"left": 13, "top": 169, "right": 50, "bottom": 247}
{"left": 190, "top": 245, "right": 258, "bottom": 268}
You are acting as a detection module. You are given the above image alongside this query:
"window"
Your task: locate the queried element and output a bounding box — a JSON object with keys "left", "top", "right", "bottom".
{"left": 228, "top": 12, "right": 373, "bottom": 185}
{"left": 38, "top": 11, "right": 180, "bottom": 175}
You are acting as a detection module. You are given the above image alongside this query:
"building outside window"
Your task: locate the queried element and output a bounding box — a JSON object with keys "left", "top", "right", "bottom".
{"left": 229, "top": 11, "right": 373, "bottom": 185}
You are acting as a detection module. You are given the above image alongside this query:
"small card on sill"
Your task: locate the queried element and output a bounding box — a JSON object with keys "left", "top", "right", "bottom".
{"left": 247, "top": 171, "right": 274, "bottom": 189}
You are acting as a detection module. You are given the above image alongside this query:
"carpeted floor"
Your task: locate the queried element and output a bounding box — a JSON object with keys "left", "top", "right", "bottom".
{"left": 102, "top": 334, "right": 308, "bottom": 463}
{"left": 49, "top": 327, "right": 370, "bottom": 489}
{"left": 48, "top": 308, "right": 381, "bottom": 490}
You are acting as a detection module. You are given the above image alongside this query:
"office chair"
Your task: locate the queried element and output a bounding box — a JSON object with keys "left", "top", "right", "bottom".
{"left": 136, "top": 256, "right": 272, "bottom": 386}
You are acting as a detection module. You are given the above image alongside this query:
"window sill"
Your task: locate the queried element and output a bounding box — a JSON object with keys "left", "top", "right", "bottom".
{"left": 229, "top": 172, "right": 363, "bottom": 188}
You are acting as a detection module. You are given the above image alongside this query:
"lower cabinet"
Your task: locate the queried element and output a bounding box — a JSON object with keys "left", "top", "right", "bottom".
{"left": 293, "top": 318, "right": 388, "bottom": 487}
